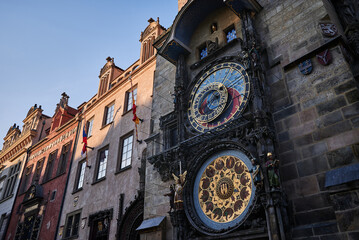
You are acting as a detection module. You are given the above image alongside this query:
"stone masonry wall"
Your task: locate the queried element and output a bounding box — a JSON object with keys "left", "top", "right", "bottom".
{"left": 144, "top": 55, "right": 176, "bottom": 239}
{"left": 256, "top": 0, "right": 359, "bottom": 239}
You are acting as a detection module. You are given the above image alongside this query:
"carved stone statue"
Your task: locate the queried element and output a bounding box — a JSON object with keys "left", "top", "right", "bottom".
{"left": 239, "top": 50, "right": 250, "bottom": 69}
{"left": 249, "top": 41, "right": 260, "bottom": 67}
{"left": 172, "top": 171, "right": 187, "bottom": 210}
{"left": 265, "top": 152, "right": 280, "bottom": 190}
{"left": 249, "top": 158, "right": 262, "bottom": 189}
{"left": 206, "top": 38, "right": 218, "bottom": 55}
{"left": 164, "top": 184, "right": 175, "bottom": 212}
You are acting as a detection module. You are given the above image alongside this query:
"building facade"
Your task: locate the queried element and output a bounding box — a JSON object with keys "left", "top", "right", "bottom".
{"left": 0, "top": 105, "right": 50, "bottom": 240}
{"left": 56, "top": 18, "right": 165, "bottom": 240}
{"left": 144, "top": 0, "right": 359, "bottom": 239}
{"left": 5, "top": 93, "right": 79, "bottom": 240}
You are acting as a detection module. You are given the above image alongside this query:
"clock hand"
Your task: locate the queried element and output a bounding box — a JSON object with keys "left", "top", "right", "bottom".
{"left": 221, "top": 68, "right": 233, "bottom": 84}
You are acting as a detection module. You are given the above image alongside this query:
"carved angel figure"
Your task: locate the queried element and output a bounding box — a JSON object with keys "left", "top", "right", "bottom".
{"left": 172, "top": 171, "right": 187, "bottom": 210}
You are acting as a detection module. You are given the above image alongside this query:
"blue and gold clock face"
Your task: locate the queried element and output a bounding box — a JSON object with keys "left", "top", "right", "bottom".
{"left": 193, "top": 150, "right": 256, "bottom": 231}
{"left": 188, "top": 62, "right": 250, "bottom": 132}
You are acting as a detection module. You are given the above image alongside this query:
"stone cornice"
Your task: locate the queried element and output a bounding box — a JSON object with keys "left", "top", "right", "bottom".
{"left": 0, "top": 130, "right": 35, "bottom": 164}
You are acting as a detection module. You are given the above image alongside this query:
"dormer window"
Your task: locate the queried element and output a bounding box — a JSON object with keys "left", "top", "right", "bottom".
{"left": 225, "top": 27, "right": 236, "bottom": 43}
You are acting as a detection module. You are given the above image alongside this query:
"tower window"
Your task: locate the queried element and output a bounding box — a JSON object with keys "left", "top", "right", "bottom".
{"left": 200, "top": 47, "right": 208, "bottom": 59}
{"left": 225, "top": 27, "right": 236, "bottom": 43}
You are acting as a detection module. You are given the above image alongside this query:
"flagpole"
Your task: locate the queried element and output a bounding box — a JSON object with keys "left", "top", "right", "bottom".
{"left": 129, "top": 75, "right": 142, "bottom": 143}
{"left": 81, "top": 116, "right": 91, "bottom": 168}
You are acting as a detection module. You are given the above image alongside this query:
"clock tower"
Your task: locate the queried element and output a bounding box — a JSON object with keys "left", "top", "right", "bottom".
{"left": 144, "top": 0, "right": 287, "bottom": 239}
{"left": 143, "top": 0, "right": 359, "bottom": 239}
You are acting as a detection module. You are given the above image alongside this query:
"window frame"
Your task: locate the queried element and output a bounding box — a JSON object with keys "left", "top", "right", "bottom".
{"left": 21, "top": 164, "right": 34, "bottom": 194}
{"left": 64, "top": 209, "right": 81, "bottom": 239}
{"left": 0, "top": 176, "right": 6, "bottom": 199}
{"left": 117, "top": 131, "right": 134, "bottom": 172}
{"left": 198, "top": 43, "right": 208, "bottom": 60}
{"left": 0, "top": 213, "right": 9, "bottom": 238}
{"left": 103, "top": 102, "right": 115, "bottom": 126}
{"left": 73, "top": 160, "right": 86, "bottom": 192}
{"left": 224, "top": 24, "right": 237, "bottom": 43}
{"left": 2, "top": 162, "right": 21, "bottom": 199}
{"left": 43, "top": 150, "right": 58, "bottom": 183}
{"left": 94, "top": 145, "right": 109, "bottom": 183}
{"left": 50, "top": 190, "right": 57, "bottom": 202}
{"left": 32, "top": 158, "right": 44, "bottom": 184}
{"left": 124, "top": 86, "right": 137, "bottom": 113}
{"left": 56, "top": 141, "right": 72, "bottom": 176}
{"left": 87, "top": 118, "right": 94, "bottom": 137}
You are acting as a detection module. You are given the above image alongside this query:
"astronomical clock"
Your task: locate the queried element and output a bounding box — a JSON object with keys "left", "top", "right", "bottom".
{"left": 182, "top": 61, "right": 258, "bottom": 234}
{"left": 149, "top": 0, "right": 287, "bottom": 239}
{"left": 187, "top": 62, "right": 250, "bottom": 132}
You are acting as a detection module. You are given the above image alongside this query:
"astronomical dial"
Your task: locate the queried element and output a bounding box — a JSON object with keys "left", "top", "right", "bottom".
{"left": 193, "top": 150, "right": 256, "bottom": 231}
{"left": 188, "top": 62, "right": 250, "bottom": 132}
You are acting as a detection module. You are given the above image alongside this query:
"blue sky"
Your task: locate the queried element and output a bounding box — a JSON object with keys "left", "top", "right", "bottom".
{"left": 0, "top": 0, "right": 178, "bottom": 147}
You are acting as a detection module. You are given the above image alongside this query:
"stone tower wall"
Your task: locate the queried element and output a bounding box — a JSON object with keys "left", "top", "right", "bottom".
{"left": 257, "top": 0, "right": 359, "bottom": 238}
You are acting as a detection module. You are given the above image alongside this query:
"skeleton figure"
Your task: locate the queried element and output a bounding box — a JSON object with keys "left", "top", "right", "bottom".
{"left": 164, "top": 184, "right": 175, "bottom": 212}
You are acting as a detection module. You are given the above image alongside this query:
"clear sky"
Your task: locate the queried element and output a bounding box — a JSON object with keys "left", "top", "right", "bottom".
{"left": 0, "top": 0, "right": 178, "bottom": 147}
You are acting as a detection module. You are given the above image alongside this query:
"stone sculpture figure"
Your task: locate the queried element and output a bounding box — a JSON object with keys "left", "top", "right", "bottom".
{"left": 172, "top": 171, "right": 187, "bottom": 210}
{"left": 249, "top": 158, "right": 262, "bottom": 188}
{"left": 164, "top": 184, "right": 175, "bottom": 212}
{"left": 265, "top": 152, "right": 280, "bottom": 189}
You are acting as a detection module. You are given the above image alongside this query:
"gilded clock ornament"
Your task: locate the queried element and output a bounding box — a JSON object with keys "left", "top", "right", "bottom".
{"left": 193, "top": 150, "right": 256, "bottom": 232}
{"left": 188, "top": 62, "right": 250, "bottom": 132}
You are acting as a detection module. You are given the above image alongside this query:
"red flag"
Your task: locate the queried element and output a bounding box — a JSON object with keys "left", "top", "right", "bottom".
{"left": 81, "top": 125, "right": 87, "bottom": 155}
{"left": 132, "top": 100, "right": 140, "bottom": 124}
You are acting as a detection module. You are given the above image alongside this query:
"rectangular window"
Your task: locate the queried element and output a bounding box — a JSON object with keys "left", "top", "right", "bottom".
{"left": 87, "top": 118, "right": 94, "bottom": 137}
{"left": 89, "top": 216, "right": 110, "bottom": 240}
{"left": 95, "top": 146, "right": 108, "bottom": 181}
{"left": 200, "top": 46, "right": 208, "bottom": 59}
{"left": 119, "top": 134, "right": 133, "bottom": 170}
{"left": 225, "top": 27, "right": 236, "bottom": 43}
{"left": 64, "top": 210, "right": 81, "bottom": 238}
{"left": 32, "top": 158, "right": 44, "bottom": 183}
{"left": 74, "top": 160, "right": 86, "bottom": 191}
{"left": 56, "top": 141, "right": 72, "bottom": 176}
{"left": 103, "top": 103, "right": 115, "bottom": 126}
{"left": 50, "top": 190, "right": 56, "bottom": 201}
{"left": 43, "top": 150, "right": 58, "bottom": 182}
{"left": 125, "top": 87, "right": 137, "bottom": 112}
{"left": 3, "top": 162, "right": 21, "bottom": 198}
{"left": 21, "top": 164, "right": 33, "bottom": 193}
{"left": 0, "top": 214, "right": 9, "bottom": 238}
{"left": 169, "top": 127, "right": 178, "bottom": 148}
{"left": 0, "top": 178, "right": 5, "bottom": 198}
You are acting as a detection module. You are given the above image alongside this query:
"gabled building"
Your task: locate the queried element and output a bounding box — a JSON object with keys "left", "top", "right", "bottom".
{"left": 144, "top": 0, "right": 359, "bottom": 239}
{"left": 56, "top": 18, "right": 165, "bottom": 240}
{"left": 0, "top": 104, "right": 50, "bottom": 240}
{"left": 5, "top": 93, "right": 79, "bottom": 240}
